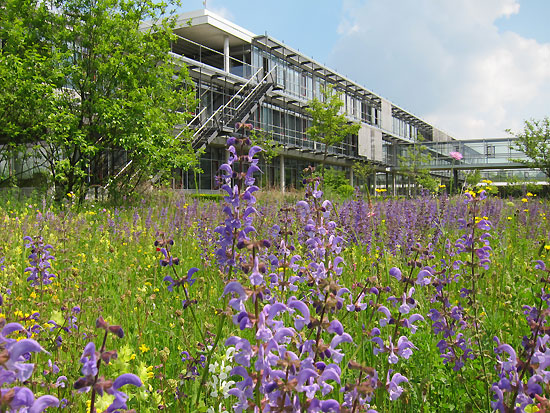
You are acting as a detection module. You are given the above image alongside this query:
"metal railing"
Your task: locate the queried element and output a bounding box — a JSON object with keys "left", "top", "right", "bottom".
{"left": 171, "top": 34, "right": 254, "bottom": 79}
{"left": 190, "top": 65, "right": 277, "bottom": 149}
{"left": 395, "top": 138, "right": 529, "bottom": 170}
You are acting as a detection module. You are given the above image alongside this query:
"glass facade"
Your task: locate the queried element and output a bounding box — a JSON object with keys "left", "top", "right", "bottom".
{"left": 392, "top": 117, "right": 418, "bottom": 141}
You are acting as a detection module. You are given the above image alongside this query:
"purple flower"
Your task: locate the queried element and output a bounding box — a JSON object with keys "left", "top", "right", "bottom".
{"left": 159, "top": 247, "right": 180, "bottom": 267}
{"left": 378, "top": 305, "right": 394, "bottom": 327}
{"left": 112, "top": 373, "right": 142, "bottom": 389}
{"left": 0, "top": 327, "right": 58, "bottom": 412}
{"left": 398, "top": 287, "right": 417, "bottom": 314}
{"left": 416, "top": 269, "right": 433, "bottom": 286}
{"left": 309, "top": 398, "right": 341, "bottom": 412}
{"left": 329, "top": 333, "right": 353, "bottom": 363}
{"left": 23, "top": 236, "right": 56, "bottom": 287}
{"left": 327, "top": 320, "right": 344, "bottom": 336}
{"left": 101, "top": 373, "right": 142, "bottom": 412}
{"left": 535, "top": 260, "right": 546, "bottom": 271}
{"left": 401, "top": 314, "right": 425, "bottom": 334}
{"left": 389, "top": 267, "right": 402, "bottom": 281}
{"left": 396, "top": 336, "right": 416, "bottom": 360}
{"left": 4, "top": 339, "right": 45, "bottom": 383}
{"left": 386, "top": 370, "right": 408, "bottom": 400}
{"left": 287, "top": 297, "right": 310, "bottom": 331}
{"left": 163, "top": 267, "right": 199, "bottom": 292}
{"left": 223, "top": 281, "right": 247, "bottom": 311}
{"left": 29, "top": 395, "right": 60, "bottom": 413}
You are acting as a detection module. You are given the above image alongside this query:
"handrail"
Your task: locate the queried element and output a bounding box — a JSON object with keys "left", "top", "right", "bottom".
{"left": 172, "top": 33, "right": 252, "bottom": 71}
{"left": 191, "top": 66, "right": 264, "bottom": 140}
{"left": 230, "top": 66, "right": 277, "bottom": 120}
{"left": 103, "top": 159, "right": 132, "bottom": 190}
{"left": 185, "top": 105, "right": 208, "bottom": 128}
{"left": 174, "top": 87, "right": 214, "bottom": 140}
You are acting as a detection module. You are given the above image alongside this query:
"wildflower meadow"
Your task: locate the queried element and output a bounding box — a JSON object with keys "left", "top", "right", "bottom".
{"left": 3, "top": 127, "right": 550, "bottom": 412}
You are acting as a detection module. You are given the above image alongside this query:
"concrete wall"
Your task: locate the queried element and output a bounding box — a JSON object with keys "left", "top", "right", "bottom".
{"left": 380, "top": 98, "right": 393, "bottom": 132}
{"left": 358, "top": 124, "right": 383, "bottom": 162}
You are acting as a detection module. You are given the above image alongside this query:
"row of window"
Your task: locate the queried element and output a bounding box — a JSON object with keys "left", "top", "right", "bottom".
{"left": 252, "top": 48, "right": 380, "bottom": 127}
{"left": 392, "top": 117, "right": 418, "bottom": 141}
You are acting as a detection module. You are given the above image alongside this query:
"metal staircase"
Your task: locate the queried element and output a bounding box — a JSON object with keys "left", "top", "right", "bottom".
{"left": 101, "top": 67, "right": 277, "bottom": 190}
{"left": 189, "top": 66, "right": 277, "bottom": 151}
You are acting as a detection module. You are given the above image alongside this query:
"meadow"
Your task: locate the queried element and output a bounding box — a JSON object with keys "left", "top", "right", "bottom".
{"left": 2, "top": 138, "right": 550, "bottom": 412}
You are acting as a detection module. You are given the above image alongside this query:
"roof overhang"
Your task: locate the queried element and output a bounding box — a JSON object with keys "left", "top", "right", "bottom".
{"left": 168, "top": 9, "right": 255, "bottom": 50}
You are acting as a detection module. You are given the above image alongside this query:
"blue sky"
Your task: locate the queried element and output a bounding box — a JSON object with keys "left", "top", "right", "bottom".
{"left": 179, "top": 1, "right": 550, "bottom": 139}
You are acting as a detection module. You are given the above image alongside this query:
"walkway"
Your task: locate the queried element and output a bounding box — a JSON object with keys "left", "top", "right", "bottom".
{"left": 397, "top": 137, "right": 528, "bottom": 171}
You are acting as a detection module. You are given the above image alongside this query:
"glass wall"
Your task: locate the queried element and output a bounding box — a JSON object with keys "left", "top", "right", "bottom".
{"left": 176, "top": 146, "right": 226, "bottom": 190}
{"left": 251, "top": 46, "right": 378, "bottom": 128}
{"left": 392, "top": 117, "right": 417, "bottom": 141}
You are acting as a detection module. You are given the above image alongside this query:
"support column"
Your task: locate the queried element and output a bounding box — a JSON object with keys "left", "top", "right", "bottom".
{"left": 350, "top": 167, "right": 354, "bottom": 187}
{"left": 224, "top": 36, "right": 230, "bottom": 73}
{"left": 392, "top": 173, "right": 396, "bottom": 197}
{"left": 280, "top": 154, "right": 285, "bottom": 193}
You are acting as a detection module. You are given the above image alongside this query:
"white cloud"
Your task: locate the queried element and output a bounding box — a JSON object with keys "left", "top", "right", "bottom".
{"left": 329, "top": 0, "right": 550, "bottom": 139}
{"left": 209, "top": 6, "right": 233, "bottom": 20}
{"left": 200, "top": 0, "right": 234, "bottom": 20}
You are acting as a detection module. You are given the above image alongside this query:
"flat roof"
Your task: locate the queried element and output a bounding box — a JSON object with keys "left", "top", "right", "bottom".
{"left": 171, "top": 9, "right": 255, "bottom": 50}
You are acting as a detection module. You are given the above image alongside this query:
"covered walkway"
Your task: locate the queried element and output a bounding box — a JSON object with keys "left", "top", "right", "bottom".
{"left": 397, "top": 137, "right": 527, "bottom": 170}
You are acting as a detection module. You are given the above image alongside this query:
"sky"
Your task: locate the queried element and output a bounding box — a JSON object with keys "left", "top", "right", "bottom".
{"left": 179, "top": 0, "right": 550, "bottom": 140}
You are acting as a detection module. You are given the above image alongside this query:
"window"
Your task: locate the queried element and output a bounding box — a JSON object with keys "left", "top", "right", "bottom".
{"left": 262, "top": 56, "right": 269, "bottom": 76}
{"left": 486, "top": 145, "right": 495, "bottom": 158}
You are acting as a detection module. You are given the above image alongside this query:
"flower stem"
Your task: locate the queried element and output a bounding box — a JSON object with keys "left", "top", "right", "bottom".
{"left": 194, "top": 298, "right": 227, "bottom": 407}
{"left": 89, "top": 329, "right": 108, "bottom": 413}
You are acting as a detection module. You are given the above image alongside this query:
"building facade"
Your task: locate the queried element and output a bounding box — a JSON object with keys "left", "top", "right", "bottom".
{"left": 168, "top": 9, "right": 457, "bottom": 194}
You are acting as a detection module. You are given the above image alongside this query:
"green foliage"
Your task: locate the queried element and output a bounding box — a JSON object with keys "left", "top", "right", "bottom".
{"left": 336, "top": 184, "right": 355, "bottom": 198}
{"left": 188, "top": 193, "right": 224, "bottom": 201}
{"left": 306, "top": 86, "right": 360, "bottom": 181}
{"left": 250, "top": 129, "right": 281, "bottom": 164}
{"left": 498, "top": 182, "right": 548, "bottom": 198}
{"left": 321, "top": 168, "right": 348, "bottom": 191}
{"left": 0, "top": 0, "right": 197, "bottom": 201}
{"left": 465, "top": 170, "right": 482, "bottom": 186}
{"left": 416, "top": 173, "right": 440, "bottom": 193}
{"left": 352, "top": 160, "right": 376, "bottom": 193}
{"left": 398, "top": 135, "right": 439, "bottom": 194}
{"left": 509, "top": 117, "right": 550, "bottom": 180}
{"left": 249, "top": 128, "right": 281, "bottom": 188}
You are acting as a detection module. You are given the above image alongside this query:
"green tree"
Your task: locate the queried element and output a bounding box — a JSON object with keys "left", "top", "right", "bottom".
{"left": 250, "top": 128, "right": 281, "bottom": 188}
{"left": 306, "top": 86, "right": 360, "bottom": 184}
{"left": 352, "top": 160, "right": 376, "bottom": 194}
{"left": 0, "top": 0, "right": 196, "bottom": 201}
{"left": 509, "top": 117, "right": 550, "bottom": 180}
{"left": 398, "top": 135, "right": 439, "bottom": 195}
{"left": 0, "top": 1, "right": 58, "bottom": 185}
{"left": 465, "top": 169, "right": 482, "bottom": 187}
